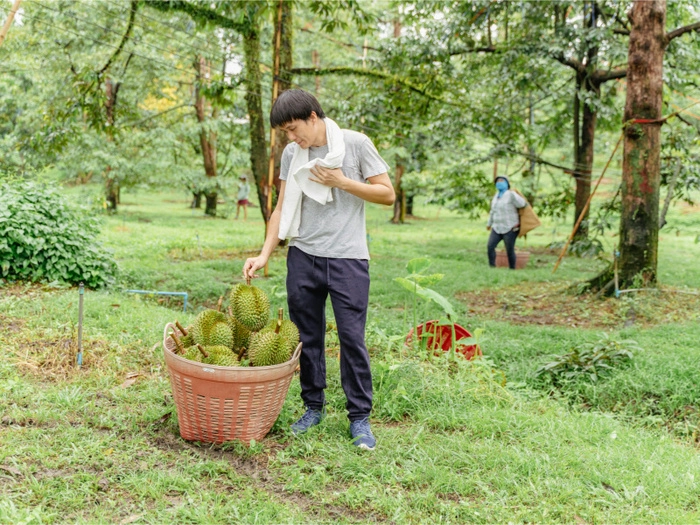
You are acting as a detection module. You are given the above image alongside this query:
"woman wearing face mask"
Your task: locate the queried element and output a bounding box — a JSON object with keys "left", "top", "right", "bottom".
{"left": 486, "top": 176, "right": 527, "bottom": 269}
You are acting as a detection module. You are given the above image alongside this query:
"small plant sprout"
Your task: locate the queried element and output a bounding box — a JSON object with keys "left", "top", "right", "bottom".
{"left": 395, "top": 258, "right": 478, "bottom": 361}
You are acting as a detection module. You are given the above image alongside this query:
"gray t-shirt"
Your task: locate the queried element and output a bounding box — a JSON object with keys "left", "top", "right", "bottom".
{"left": 280, "top": 129, "right": 389, "bottom": 259}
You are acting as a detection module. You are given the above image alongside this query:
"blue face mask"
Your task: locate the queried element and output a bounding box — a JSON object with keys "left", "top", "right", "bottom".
{"left": 495, "top": 180, "right": 508, "bottom": 194}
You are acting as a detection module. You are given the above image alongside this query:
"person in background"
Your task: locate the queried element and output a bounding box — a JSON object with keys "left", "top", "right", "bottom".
{"left": 235, "top": 175, "right": 250, "bottom": 220}
{"left": 487, "top": 175, "right": 527, "bottom": 269}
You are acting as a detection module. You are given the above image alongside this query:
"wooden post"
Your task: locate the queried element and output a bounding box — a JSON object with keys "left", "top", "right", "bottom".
{"left": 0, "top": 0, "right": 22, "bottom": 48}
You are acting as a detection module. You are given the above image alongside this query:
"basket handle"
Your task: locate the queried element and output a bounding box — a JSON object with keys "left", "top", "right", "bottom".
{"left": 291, "top": 342, "right": 302, "bottom": 362}
{"left": 163, "top": 322, "right": 178, "bottom": 351}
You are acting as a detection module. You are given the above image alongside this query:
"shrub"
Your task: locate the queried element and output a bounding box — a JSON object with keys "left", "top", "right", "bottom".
{"left": 0, "top": 181, "right": 118, "bottom": 288}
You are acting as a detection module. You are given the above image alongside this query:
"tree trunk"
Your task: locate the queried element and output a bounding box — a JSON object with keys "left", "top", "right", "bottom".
{"left": 573, "top": 84, "right": 598, "bottom": 240}
{"left": 391, "top": 163, "right": 405, "bottom": 224}
{"left": 205, "top": 192, "right": 218, "bottom": 217}
{"left": 195, "top": 57, "right": 218, "bottom": 216}
{"left": 572, "top": 4, "right": 600, "bottom": 241}
{"left": 391, "top": 19, "right": 406, "bottom": 224}
{"left": 106, "top": 170, "right": 118, "bottom": 212}
{"left": 104, "top": 78, "right": 118, "bottom": 212}
{"left": 243, "top": 25, "right": 268, "bottom": 222}
{"left": 617, "top": 0, "right": 666, "bottom": 287}
{"left": 270, "top": 0, "right": 293, "bottom": 211}
{"left": 191, "top": 192, "right": 202, "bottom": 209}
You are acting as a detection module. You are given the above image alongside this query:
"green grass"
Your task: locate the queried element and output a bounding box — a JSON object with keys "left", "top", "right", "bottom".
{"left": 2, "top": 186, "right": 700, "bottom": 523}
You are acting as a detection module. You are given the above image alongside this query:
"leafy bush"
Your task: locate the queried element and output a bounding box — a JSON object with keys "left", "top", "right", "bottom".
{"left": 0, "top": 181, "right": 118, "bottom": 288}
{"left": 535, "top": 333, "right": 640, "bottom": 386}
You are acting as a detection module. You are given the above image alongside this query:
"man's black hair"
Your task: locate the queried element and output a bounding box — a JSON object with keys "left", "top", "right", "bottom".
{"left": 270, "top": 89, "right": 326, "bottom": 128}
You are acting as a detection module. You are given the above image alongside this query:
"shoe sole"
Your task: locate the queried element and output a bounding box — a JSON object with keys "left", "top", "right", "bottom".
{"left": 356, "top": 443, "right": 375, "bottom": 451}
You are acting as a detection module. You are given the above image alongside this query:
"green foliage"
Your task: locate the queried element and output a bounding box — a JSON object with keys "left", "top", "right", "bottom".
{"left": 535, "top": 333, "right": 640, "bottom": 385}
{"left": 0, "top": 181, "right": 118, "bottom": 288}
{"left": 394, "top": 257, "right": 457, "bottom": 319}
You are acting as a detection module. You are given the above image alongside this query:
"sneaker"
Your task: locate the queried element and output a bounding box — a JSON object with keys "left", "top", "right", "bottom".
{"left": 290, "top": 407, "right": 324, "bottom": 435}
{"left": 350, "top": 417, "right": 376, "bottom": 451}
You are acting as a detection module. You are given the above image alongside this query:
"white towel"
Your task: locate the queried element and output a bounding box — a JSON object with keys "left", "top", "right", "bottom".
{"left": 278, "top": 117, "right": 345, "bottom": 240}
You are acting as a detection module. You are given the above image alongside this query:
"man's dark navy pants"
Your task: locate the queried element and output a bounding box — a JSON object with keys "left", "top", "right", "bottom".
{"left": 286, "top": 246, "right": 372, "bottom": 421}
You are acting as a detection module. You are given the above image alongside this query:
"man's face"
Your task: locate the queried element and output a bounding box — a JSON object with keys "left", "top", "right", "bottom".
{"left": 279, "top": 115, "right": 318, "bottom": 149}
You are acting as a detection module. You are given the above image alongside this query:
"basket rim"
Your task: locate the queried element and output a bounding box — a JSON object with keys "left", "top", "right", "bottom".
{"left": 163, "top": 322, "right": 302, "bottom": 372}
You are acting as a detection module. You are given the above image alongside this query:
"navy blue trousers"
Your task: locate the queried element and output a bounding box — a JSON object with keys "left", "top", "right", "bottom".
{"left": 487, "top": 229, "right": 519, "bottom": 269}
{"left": 286, "top": 246, "right": 372, "bottom": 421}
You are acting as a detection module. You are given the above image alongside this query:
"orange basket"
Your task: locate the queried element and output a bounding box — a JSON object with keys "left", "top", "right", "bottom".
{"left": 162, "top": 322, "right": 301, "bottom": 444}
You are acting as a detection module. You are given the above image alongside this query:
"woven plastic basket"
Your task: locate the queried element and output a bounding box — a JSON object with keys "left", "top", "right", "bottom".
{"left": 162, "top": 322, "right": 301, "bottom": 444}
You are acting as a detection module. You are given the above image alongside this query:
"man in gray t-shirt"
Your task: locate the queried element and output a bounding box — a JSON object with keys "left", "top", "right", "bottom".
{"left": 243, "top": 90, "right": 394, "bottom": 451}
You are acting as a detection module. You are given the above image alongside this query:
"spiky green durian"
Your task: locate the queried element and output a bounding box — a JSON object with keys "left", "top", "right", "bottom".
{"left": 182, "top": 346, "right": 204, "bottom": 362}
{"left": 180, "top": 327, "right": 195, "bottom": 348}
{"left": 229, "top": 284, "right": 270, "bottom": 331}
{"left": 201, "top": 345, "right": 238, "bottom": 367}
{"left": 248, "top": 330, "right": 292, "bottom": 367}
{"left": 261, "top": 310, "right": 299, "bottom": 355}
{"left": 192, "top": 310, "right": 233, "bottom": 347}
{"left": 226, "top": 314, "right": 251, "bottom": 351}
{"left": 208, "top": 322, "right": 234, "bottom": 349}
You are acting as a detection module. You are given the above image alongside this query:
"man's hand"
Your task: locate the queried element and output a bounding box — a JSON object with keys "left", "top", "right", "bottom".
{"left": 309, "top": 165, "right": 346, "bottom": 189}
{"left": 243, "top": 255, "right": 268, "bottom": 280}
{"left": 486, "top": 226, "right": 491, "bottom": 231}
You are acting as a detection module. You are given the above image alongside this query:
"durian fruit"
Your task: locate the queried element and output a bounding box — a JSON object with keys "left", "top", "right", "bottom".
{"left": 182, "top": 346, "right": 204, "bottom": 362}
{"left": 175, "top": 321, "right": 195, "bottom": 348}
{"left": 191, "top": 310, "right": 233, "bottom": 348}
{"left": 199, "top": 344, "right": 238, "bottom": 367}
{"left": 180, "top": 331, "right": 195, "bottom": 348}
{"left": 248, "top": 311, "right": 293, "bottom": 367}
{"left": 229, "top": 283, "right": 270, "bottom": 331}
{"left": 261, "top": 308, "right": 299, "bottom": 355}
{"left": 227, "top": 307, "right": 251, "bottom": 351}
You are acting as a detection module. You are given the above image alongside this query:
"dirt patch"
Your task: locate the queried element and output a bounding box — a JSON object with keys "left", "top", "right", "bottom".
{"left": 679, "top": 201, "right": 700, "bottom": 215}
{"left": 457, "top": 281, "right": 700, "bottom": 329}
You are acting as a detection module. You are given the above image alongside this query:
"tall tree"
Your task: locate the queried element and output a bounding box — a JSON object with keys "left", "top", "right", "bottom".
{"left": 194, "top": 56, "right": 219, "bottom": 216}
{"left": 590, "top": 0, "right": 700, "bottom": 291}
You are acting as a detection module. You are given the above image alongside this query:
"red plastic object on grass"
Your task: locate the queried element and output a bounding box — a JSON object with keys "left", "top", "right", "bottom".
{"left": 405, "top": 321, "right": 482, "bottom": 360}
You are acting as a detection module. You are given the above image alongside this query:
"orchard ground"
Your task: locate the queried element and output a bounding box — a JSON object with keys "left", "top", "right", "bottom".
{"left": 1, "top": 188, "right": 700, "bottom": 524}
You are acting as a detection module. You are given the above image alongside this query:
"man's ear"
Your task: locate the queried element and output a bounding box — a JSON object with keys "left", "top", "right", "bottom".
{"left": 308, "top": 111, "right": 318, "bottom": 123}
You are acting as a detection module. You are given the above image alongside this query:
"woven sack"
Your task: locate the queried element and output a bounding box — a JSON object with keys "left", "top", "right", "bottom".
{"left": 512, "top": 188, "right": 541, "bottom": 238}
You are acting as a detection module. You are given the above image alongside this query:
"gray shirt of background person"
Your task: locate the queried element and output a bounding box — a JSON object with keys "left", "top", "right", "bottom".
{"left": 280, "top": 129, "right": 389, "bottom": 260}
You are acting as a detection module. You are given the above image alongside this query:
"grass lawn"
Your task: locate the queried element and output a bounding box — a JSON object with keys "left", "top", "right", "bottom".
{"left": 1, "top": 187, "right": 699, "bottom": 523}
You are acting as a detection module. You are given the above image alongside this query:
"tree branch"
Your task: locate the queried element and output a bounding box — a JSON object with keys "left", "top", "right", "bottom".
{"left": 119, "top": 103, "right": 191, "bottom": 128}
{"left": 667, "top": 21, "right": 700, "bottom": 42}
{"left": 448, "top": 45, "right": 500, "bottom": 56}
{"left": 553, "top": 54, "right": 584, "bottom": 74}
{"left": 98, "top": 0, "right": 138, "bottom": 76}
{"left": 144, "top": 0, "right": 249, "bottom": 34}
{"left": 592, "top": 66, "right": 627, "bottom": 83}
{"left": 290, "top": 66, "right": 448, "bottom": 104}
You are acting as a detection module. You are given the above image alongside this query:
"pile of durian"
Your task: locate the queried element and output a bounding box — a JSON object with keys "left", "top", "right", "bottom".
{"left": 169, "top": 283, "right": 299, "bottom": 367}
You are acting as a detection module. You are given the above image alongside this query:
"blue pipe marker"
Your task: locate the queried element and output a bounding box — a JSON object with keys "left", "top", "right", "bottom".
{"left": 124, "top": 290, "right": 188, "bottom": 312}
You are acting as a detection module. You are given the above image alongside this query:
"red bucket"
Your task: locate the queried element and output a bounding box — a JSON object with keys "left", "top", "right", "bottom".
{"left": 405, "top": 321, "right": 482, "bottom": 360}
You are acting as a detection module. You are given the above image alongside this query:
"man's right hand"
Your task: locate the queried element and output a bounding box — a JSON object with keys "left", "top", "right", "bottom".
{"left": 486, "top": 226, "right": 491, "bottom": 231}
{"left": 243, "top": 255, "right": 267, "bottom": 280}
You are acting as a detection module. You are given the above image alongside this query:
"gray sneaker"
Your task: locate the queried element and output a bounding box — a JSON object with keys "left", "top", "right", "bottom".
{"left": 291, "top": 407, "right": 324, "bottom": 435}
{"left": 350, "top": 417, "right": 376, "bottom": 450}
